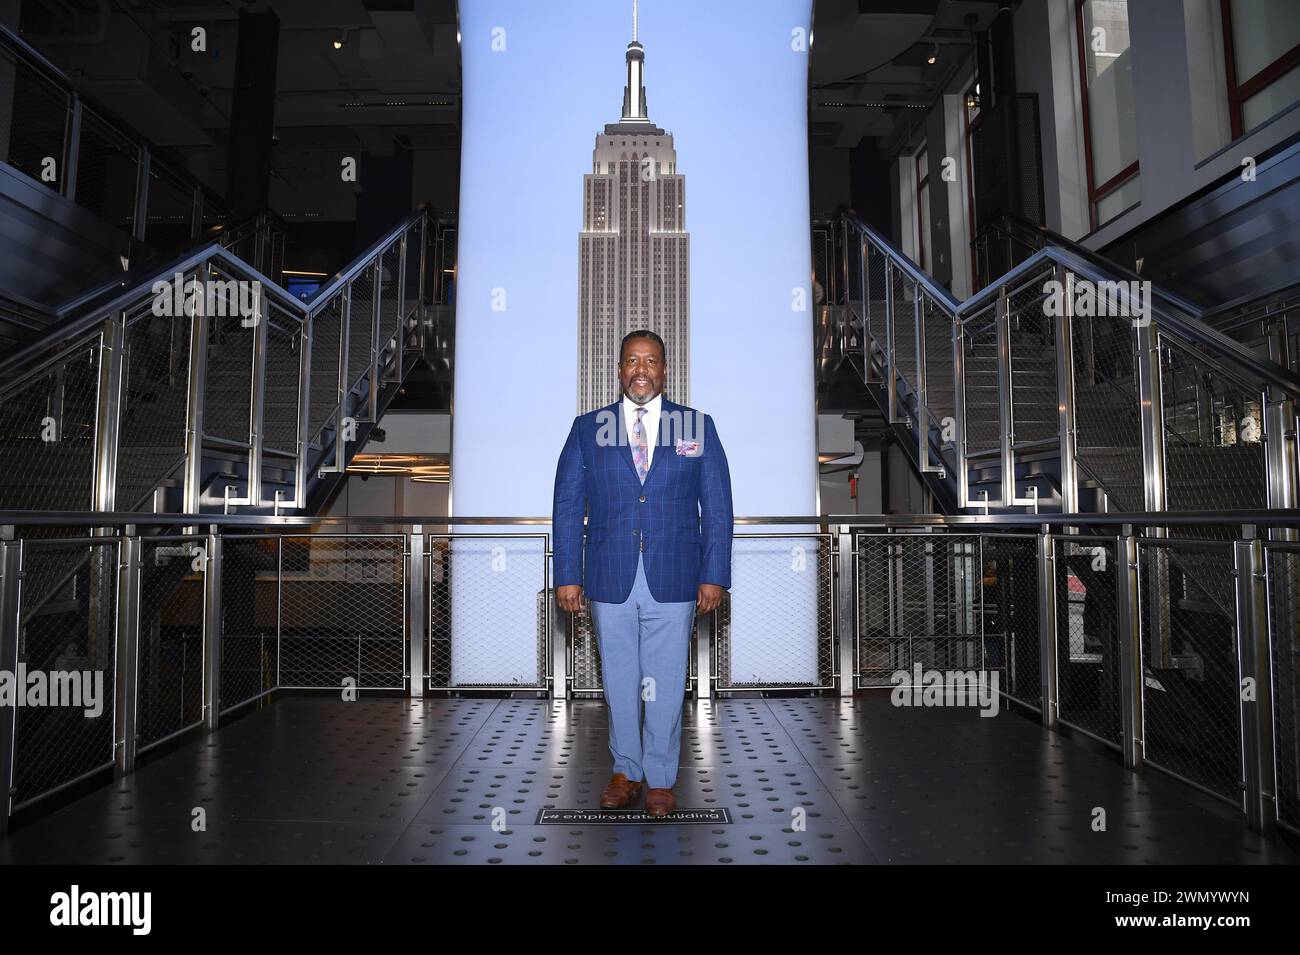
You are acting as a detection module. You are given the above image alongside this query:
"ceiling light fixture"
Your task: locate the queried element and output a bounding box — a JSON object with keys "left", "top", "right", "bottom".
{"left": 332, "top": 30, "right": 346, "bottom": 51}
{"left": 926, "top": 43, "right": 938, "bottom": 65}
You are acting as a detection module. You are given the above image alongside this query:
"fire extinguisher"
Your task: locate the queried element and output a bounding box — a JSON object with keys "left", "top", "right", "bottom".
{"left": 849, "top": 473, "right": 858, "bottom": 500}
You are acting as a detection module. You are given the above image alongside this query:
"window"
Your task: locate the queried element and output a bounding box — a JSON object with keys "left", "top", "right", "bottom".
{"left": 1221, "top": 0, "right": 1300, "bottom": 137}
{"left": 916, "top": 145, "right": 931, "bottom": 273}
{"left": 1075, "top": 0, "right": 1140, "bottom": 228}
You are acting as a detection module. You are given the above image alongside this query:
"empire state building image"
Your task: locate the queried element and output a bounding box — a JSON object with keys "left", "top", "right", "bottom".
{"left": 577, "top": 2, "right": 689, "bottom": 412}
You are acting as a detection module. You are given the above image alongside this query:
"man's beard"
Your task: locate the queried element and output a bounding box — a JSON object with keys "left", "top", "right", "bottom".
{"left": 626, "top": 381, "right": 655, "bottom": 404}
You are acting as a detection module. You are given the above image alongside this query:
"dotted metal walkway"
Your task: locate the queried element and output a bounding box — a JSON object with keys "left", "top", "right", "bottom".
{"left": 2, "top": 695, "right": 1294, "bottom": 864}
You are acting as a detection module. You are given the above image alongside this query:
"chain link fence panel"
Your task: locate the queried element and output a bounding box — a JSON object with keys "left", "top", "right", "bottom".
{"left": 219, "top": 535, "right": 277, "bottom": 714}
{"left": 136, "top": 537, "right": 205, "bottom": 752}
{"left": 11, "top": 538, "right": 118, "bottom": 809}
{"left": 1054, "top": 536, "right": 1122, "bottom": 748}
{"left": 0, "top": 337, "right": 99, "bottom": 514}
{"left": 279, "top": 536, "right": 405, "bottom": 690}
{"left": 1137, "top": 538, "right": 1243, "bottom": 804}
{"left": 428, "top": 535, "right": 546, "bottom": 689}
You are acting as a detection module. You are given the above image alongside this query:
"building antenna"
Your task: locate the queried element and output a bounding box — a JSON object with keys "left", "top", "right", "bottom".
{"left": 632, "top": 0, "right": 638, "bottom": 42}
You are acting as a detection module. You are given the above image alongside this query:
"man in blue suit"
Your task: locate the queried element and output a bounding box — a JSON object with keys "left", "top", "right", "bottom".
{"left": 553, "top": 330, "right": 733, "bottom": 817}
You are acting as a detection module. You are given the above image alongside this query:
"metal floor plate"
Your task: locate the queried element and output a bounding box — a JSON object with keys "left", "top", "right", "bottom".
{"left": 1, "top": 694, "right": 1294, "bottom": 865}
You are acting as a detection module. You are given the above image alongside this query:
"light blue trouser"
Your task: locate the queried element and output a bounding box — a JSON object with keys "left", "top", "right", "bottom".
{"left": 588, "top": 552, "right": 697, "bottom": 790}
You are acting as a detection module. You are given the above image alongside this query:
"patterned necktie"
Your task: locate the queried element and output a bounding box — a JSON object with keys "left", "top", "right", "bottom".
{"left": 632, "top": 406, "right": 649, "bottom": 483}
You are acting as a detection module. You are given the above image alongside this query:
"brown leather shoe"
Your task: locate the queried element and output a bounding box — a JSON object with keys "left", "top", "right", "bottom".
{"left": 645, "top": 787, "right": 675, "bottom": 817}
{"left": 599, "top": 773, "right": 643, "bottom": 809}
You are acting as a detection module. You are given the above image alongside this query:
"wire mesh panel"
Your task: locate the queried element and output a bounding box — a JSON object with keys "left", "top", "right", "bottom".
{"left": 380, "top": 241, "right": 402, "bottom": 346}
{"left": 1160, "top": 338, "right": 1267, "bottom": 515}
{"left": 1137, "top": 539, "right": 1243, "bottom": 803}
{"left": 0, "top": 337, "right": 99, "bottom": 511}
{"left": 307, "top": 297, "right": 343, "bottom": 445}
{"left": 1007, "top": 271, "right": 1058, "bottom": 447}
{"left": 715, "top": 535, "right": 834, "bottom": 689}
{"left": 202, "top": 301, "right": 256, "bottom": 446}
{"left": 427, "top": 535, "right": 547, "bottom": 689}
{"left": 219, "top": 535, "right": 277, "bottom": 713}
{"left": 262, "top": 313, "right": 301, "bottom": 455}
{"left": 1054, "top": 536, "right": 1122, "bottom": 748}
{"left": 865, "top": 239, "right": 888, "bottom": 365}
{"left": 922, "top": 293, "right": 955, "bottom": 433}
{"left": 72, "top": 107, "right": 139, "bottom": 232}
{"left": 855, "top": 533, "right": 990, "bottom": 688}
{"left": 0, "top": 46, "right": 70, "bottom": 192}
{"left": 11, "top": 539, "right": 118, "bottom": 809}
{"left": 890, "top": 270, "right": 919, "bottom": 405}
{"left": 962, "top": 306, "right": 1000, "bottom": 456}
{"left": 279, "top": 536, "right": 405, "bottom": 690}
{"left": 347, "top": 272, "right": 376, "bottom": 395}
{"left": 982, "top": 534, "right": 1042, "bottom": 709}
{"left": 118, "top": 307, "right": 190, "bottom": 512}
{"left": 1267, "top": 545, "right": 1300, "bottom": 833}
{"left": 1071, "top": 312, "right": 1143, "bottom": 510}
{"left": 137, "top": 537, "right": 205, "bottom": 752}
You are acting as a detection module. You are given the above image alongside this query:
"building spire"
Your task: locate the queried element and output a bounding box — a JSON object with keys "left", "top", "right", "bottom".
{"left": 620, "top": 0, "right": 648, "bottom": 122}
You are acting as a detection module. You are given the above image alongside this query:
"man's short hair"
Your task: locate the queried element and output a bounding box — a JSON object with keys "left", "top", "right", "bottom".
{"left": 620, "top": 329, "right": 666, "bottom": 363}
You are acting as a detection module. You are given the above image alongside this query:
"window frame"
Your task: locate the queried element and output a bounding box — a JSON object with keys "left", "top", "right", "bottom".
{"left": 915, "top": 144, "right": 930, "bottom": 273}
{"left": 1219, "top": 1, "right": 1300, "bottom": 139}
{"left": 1074, "top": 0, "right": 1140, "bottom": 231}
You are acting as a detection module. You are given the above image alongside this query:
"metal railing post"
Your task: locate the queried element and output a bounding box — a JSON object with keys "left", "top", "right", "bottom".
{"left": 954, "top": 312, "right": 969, "bottom": 508}
{"left": 368, "top": 257, "right": 383, "bottom": 420}
{"left": 392, "top": 234, "right": 407, "bottom": 383}
{"left": 551, "top": 595, "right": 569, "bottom": 701}
{"left": 885, "top": 260, "right": 901, "bottom": 423}
{"left": 1037, "top": 526, "right": 1058, "bottom": 729}
{"left": 696, "top": 607, "right": 713, "bottom": 701}
{"left": 202, "top": 530, "right": 222, "bottom": 732}
{"left": 861, "top": 233, "right": 874, "bottom": 384}
{"left": 408, "top": 528, "right": 425, "bottom": 699}
{"left": 92, "top": 314, "right": 126, "bottom": 514}
{"left": 1056, "top": 268, "right": 1079, "bottom": 514}
{"left": 291, "top": 316, "right": 312, "bottom": 510}
{"left": 996, "top": 284, "right": 1016, "bottom": 508}
{"left": 1116, "top": 527, "right": 1144, "bottom": 772}
{"left": 915, "top": 293, "right": 929, "bottom": 469}
{"left": 1235, "top": 528, "right": 1276, "bottom": 834}
{"left": 838, "top": 525, "right": 856, "bottom": 697}
{"left": 0, "top": 540, "right": 21, "bottom": 836}
{"left": 114, "top": 528, "right": 141, "bottom": 777}
{"left": 182, "top": 290, "right": 210, "bottom": 526}
{"left": 418, "top": 216, "right": 429, "bottom": 353}
{"left": 243, "top": 285, "right": 268, "bottom": 507}
{"left": 320, "top": 284, "right": 352, "bottom": 476}
{"left": 1136, "top": 320, "right": 1167, "bottom": 513}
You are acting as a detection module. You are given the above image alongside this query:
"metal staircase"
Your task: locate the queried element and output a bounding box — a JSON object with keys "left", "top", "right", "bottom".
{"left": 0, "top": 208, "right": 436, "bottom": 530}
{"left": 817, "top": 212, "right": 1300, "bottom": 521}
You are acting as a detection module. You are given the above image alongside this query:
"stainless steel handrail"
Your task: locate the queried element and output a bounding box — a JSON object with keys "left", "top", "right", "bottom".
{"left": 843, "top": 212, "right": 1300, "bottom": 400}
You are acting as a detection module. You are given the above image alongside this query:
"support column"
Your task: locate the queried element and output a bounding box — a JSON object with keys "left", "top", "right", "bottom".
{"left": 1235, "top": 529, "right": 1277, "bottom": 834}
{"left": 408, "top": 528, "right": 425, "bottom": 699}
{"left": 226, "top": 8, "right": 280, "bottom": 215}
{"left": 114, "top": 528, "right": 141, "bottom": 777}
{"left": 1116, "top": 528, "right": 1144, "bottom": 772}
{"left": 838, "top": 526, "right": 856, "bottom": 698}
{"left": 1037, "top": 527, "right": 1058, "bottom": 729}
{"left": 202, "top": 530, "right": 223, "bottom": 732}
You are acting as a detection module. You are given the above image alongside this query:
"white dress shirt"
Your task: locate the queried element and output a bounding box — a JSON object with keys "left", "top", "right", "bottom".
{"left": 622, "top": 391, "right": 662, "bottom": 469}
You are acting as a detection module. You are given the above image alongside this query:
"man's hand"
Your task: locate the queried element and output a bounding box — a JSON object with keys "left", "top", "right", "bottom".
{"left": 697, "top": 583, "right": 723, "bottom": 614}
{"left": 556, "top": 584, "right": 585, "bottom": 614}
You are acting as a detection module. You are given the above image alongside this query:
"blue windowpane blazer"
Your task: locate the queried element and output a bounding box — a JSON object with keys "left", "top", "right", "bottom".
{"left": 552, "top": 396, "right": 734, "bottom": 603}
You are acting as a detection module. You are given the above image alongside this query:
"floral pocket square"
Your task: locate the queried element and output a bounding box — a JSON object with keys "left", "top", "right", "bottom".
{"left": 675, "top": 438, "right": 701, "bottom": 456}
